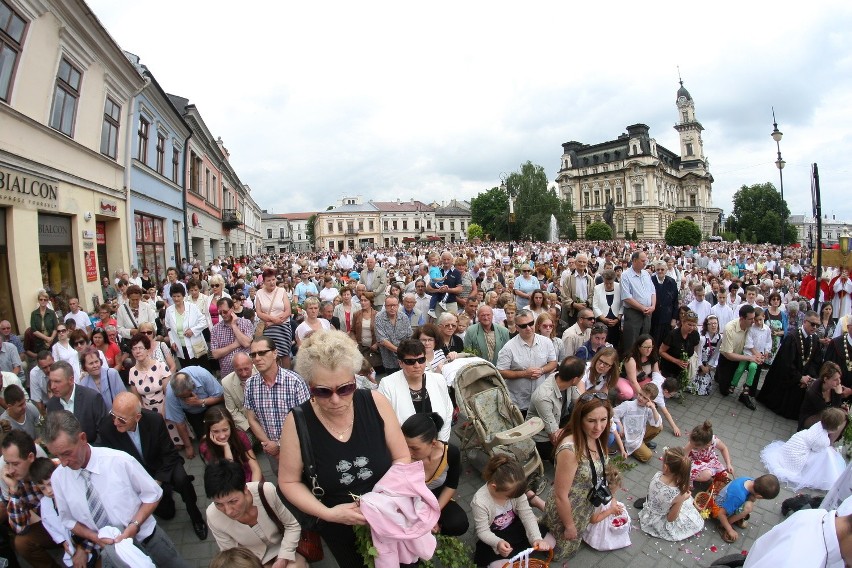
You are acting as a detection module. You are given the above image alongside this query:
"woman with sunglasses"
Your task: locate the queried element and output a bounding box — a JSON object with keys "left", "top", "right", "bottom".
{"left": 139, "top": 321, "right": 176, "bottom": 373}
{"left": 378, "top": 339, "right": 453, "bottom": 443}
{"left": 536, "top": 313, "right": 565, "bottom": 364}
{"left": 30, "top": 289, "right": 58, "bottom": 353}
{"left": 69, "top": 329, "right": 108, "bottom": 373}
{"left": 544, "top": 393, "right": 613, "bottom": 560}
{"left": 206, "top": 274, "right": 231, "bottom": 330}
{"left": 78, "top": 346, "right": 125, "bottom": 411}
{"left": 435, "top": 312, "right": 465, "bottom": 362}
{"left": 279, "top": 330, "right": 410, "bottom": 567}
{"left": 52, "top": 325, "right": 82, "bottom": 379}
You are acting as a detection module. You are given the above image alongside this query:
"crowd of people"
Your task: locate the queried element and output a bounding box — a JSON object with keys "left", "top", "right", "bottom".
{"left": 0, "top": 237, "right": 851, "bottom": 566}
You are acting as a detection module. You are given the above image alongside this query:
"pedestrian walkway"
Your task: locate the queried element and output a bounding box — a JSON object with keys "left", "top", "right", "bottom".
{"left": 167, "top": 385, "right": 806, "bottom": 567}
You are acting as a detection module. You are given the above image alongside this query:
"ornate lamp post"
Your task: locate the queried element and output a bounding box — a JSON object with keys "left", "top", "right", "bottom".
{"left": 500, "top": 172, "right": 516, "bottom": 242}
{"left": 771, "top": 109, "right": 786, "bottom": 260}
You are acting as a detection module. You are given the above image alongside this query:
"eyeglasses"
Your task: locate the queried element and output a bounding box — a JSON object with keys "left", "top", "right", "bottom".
{"left": 540, "top": 323, "right": 554, "bottom": 329}
{"left": 597, "top": 360, "right": 614, "bottom": 368}
{"left": 310, "top": 382, "right": 357, "bottom": 399}
{"left": 73, "top": 340, "right": 87, "bottom": 347}
{"left": 399, "top": 356, "right": 427, "bottom": 366}
{"left": 38, "top": 297, "right": 49, "bottom": 301}
{"left": 516, "top": 321, "right": 534, "bottom": 329}
{"left": 805, "top": 320, "right": 820, "bottom": 326}
{"left": 109, "top": 411, "right": 129, "bottom": 425}
{"left": 582, "top": 317, "right": 595, "bottom": 321}
{"left": 211, "top": 284, "right": 221, "bottom": 288}
{"left": 57, "top": 328, "right": 68, "bottom": 333}
{"left": 142, "top": 331, "right": 154, "bottom": 336}
{"left": 249, "top": 349, "right": 273, "bottom": 358}
{"left": 579, "top": 392, "right": 608, "bottom": 402}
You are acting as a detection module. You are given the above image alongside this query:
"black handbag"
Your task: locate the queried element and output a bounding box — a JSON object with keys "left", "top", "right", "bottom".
{"left": 278, "top": 405, "right": 325, "bottom": 531}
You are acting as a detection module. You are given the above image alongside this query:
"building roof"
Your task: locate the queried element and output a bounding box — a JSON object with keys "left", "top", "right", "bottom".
{"left": 677, "top": 80, "right": 692, "bottom": 102}
{"left": 261, "top": 212, "right": 317, "bottom": 221}
{"left": 370, "top": 200, "right": 433, "bottom": 213}
{"left": 432, "top": 199, "right": 471, "bottom": 215}
{"left": 324, "top": 203, "right": 380, "bottom": 214}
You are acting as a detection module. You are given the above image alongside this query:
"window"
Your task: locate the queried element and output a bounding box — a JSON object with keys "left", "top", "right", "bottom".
{"left": 616, "top": 214, "right": 623, "bottom": 234}
{"left": 279, "top": 228, "right": 286, "bottom": 239}
{"left": 594, "top": 191, "right": 600, "bottom": 207}
{"left": 0, "top": 1, "right": 27, "bottom": 102}
{"left": 383, "top": 220, "right": 388, "bottom": 231}
{"left": 450, "top": 221, "right": 455, "bottom": 231}
{"left": 136, "top": 117, "right": 149, "bottom": 162}
{"left": 337, "top": 221, "right": 343, "bottom": 232}
{"left": 686, "top": 142, "right": 694, "bottom": 156}
{"left": 189, "top": 153, "right": 199, "bottom": 192}
{"left": 636, "top": 214, "right": 644, "bottom": 234}
{"left": 267, "top": 228, "right": 272, "bottom": 239}
{"left": 204, "top": 169, "right": 210, "bottom": 200}
{"left": 172, "top": 149, "right": 180, "bottom": 183}
{"left": 689, "top": 194, "right": 697, "bottom": 207}
{"left": 392, "top": 220, "right": 397, "bottom": 230}
{"left": 358, "top": 221, "right": 364, "bottom": 231}
{"left": 583, "top": 193, "right": 589, "bottom": 208}
{"left": 402, "top": 220, "right": 408, "bottom": 230}
{"left": 49, "top": 58, "right": 82, "bottom": 136}
{"left": 414, "top": 220, "right": 420, "bottom": 230}
{"left": 347, "top": 222, "right": 353, "bottom": 234}
{"left": 439, "top": 221, "right": 444, "bottom": 231}
{"left": 633, "top": 184, "right": 643, "bottom": 204}
{"left": 426, "top": 220, "right": 431, "bottom": 230}
{"left": 327, "top": 222, "right": 333, "bottom": 233}
{"left": 212, "top": 175, "right": 217, "bottom": 204}
{"left": 682, "top": 110, "right": 688, "bottom": 122}
{"left": 369, "top": 220, "right": 374, "bottom": 230}
{"left": 100, "top": 97, "right": 120, "bottom": 159}
{"left": 156, "top": 134, "right": 165, "bottom": 173}
{"left": 134, "top": 213, "right": 167, "bottom": 283}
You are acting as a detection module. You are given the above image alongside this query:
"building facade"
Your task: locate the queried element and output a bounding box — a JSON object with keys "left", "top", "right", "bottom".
{"left": 789, "top": 214, "right": 851, "bottom": 249}
{"left": 316, "top": 198, "right": 381, "bottom": 252}
{"left": 432, "top": 199, "right": 472, "bottom": 244}
{"left": 0, "top": 0, "right": 145, "bottom": 328}
{"left": 125, "top": 53, "right": 190, "bottom": 282}
{"left": 556, "top": 82, "right": 721, "bottom": 240}
{"left": 262, "top": 211, "right": 317, "bottom": 253}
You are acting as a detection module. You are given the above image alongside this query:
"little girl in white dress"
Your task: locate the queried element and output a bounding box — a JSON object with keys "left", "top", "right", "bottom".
{"left": 761, "top": 407, "right": 847, "bottom": 491}
{"left": 639, "top": 447, "right": 704, "bottom": 541}
{"left": 583, "top": 465, "right": 631, "bottom": 551}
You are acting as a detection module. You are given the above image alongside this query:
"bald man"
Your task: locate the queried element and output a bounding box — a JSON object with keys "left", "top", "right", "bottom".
{"left": 96, "top": 392, "right": 208, "bottom": 540}
{"left": 221, "top": 352, "right": 256, "bottom": 434}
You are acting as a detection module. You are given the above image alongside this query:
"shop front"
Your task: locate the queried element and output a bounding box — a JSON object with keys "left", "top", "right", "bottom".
{"left": 0, "top": 162, "right": 129, "bottom": 331}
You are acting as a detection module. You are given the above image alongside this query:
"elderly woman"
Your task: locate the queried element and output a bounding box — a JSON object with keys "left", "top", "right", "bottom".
{"left": 165, "top": 284, "right": 208, "bottom": 368}
{"left": 378, "top": 339, "right": 453, "bottom": 442}
{"left": 139, "top": 321, "right": 176, "bottom": 372}
{"left": 255, "top": 268, "right": 292, "bottom": 369}
{"left": 332, "top": 287, "right": 360, "bottom": 336}
{"left": 416, "top": 323, "right": 446, "bottom": 373}
{"left": 435, "top": 312, "right": 465, "bottom": 361}
{"left": 78, "top": 346, "right": 125, "bottom": 411}
{"left": 69, "top": 329, "right": 108, "bottom": 373}
{"left": 295, "top": 297, "right": 332, "bottom": 347}
{"left": 592, "top": 269, "right": 623, "bottom": 347}
{"left": 279, "top": 330, "right": 410, "bottom": 567}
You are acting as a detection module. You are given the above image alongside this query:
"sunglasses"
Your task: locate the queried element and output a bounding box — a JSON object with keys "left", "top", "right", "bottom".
{"left": 142, "top": 331, "right": 154, "bottom": 336}
{"left": 310, "top": 382, "right": 357, "bottom": 399}
{"left": 582, "top": 316, "right": 595, "bottom": 321}
{"left": 400, "top": 356, "right": 427, "bottom": 365}
{"left": 109, "top": 410, "right": 130, "bottom": 425}
{"left": 73, "top": 340, "right": 87, "bottom": 347}
{"left": 516, "top": 321, "right": 534, "bottom": 329}
{"left": 211, "top": 284, "right": 221, "bottom": 288}
{"left": 57, "top": 328, "right": 68, "bottom": 333}
{"left": 249, "top": 349, "right": 273, "bottom": 358}
{"left": 579, "top": 392, "right": 608, "bottom": 402}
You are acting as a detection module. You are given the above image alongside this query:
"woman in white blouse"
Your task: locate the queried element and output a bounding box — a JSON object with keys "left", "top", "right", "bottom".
{"left": 592, "top": 269, "right": 623, "bottom": 348}
{"left": 165, "top": 285, "right": 209, "bottom": 367}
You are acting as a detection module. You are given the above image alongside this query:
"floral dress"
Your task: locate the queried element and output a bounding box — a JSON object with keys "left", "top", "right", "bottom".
{"left": 639, "top": 472, "right": 704, "bottom": 541}
{"left": 129, "top": 359, "right": 182, "bottom": 445}
{"left": 688, "top": 435, "right": 726, "bottom": 481}
{"left": 765, "top": 311, "right": 784, "bottom": 365}
{"left": 544, "top": 440, "right": 597, "bottom": 559}
{"left": 687, "top": 333, "right": 720, "bottom": 396}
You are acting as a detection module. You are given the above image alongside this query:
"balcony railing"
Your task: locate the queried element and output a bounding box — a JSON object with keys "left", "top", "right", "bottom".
{"left": 222, "top": 209, "right": 242, "bottom": 229}
{"left": 344, "top": 229, "right": 359, "bottom": 236}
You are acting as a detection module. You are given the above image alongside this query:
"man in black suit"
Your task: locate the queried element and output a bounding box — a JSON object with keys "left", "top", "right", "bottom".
{"left": 46, "top": 361, "right": 106, "bottom": 442}
{"left": 96, "top": 391, "right": 208, "bottom": 540}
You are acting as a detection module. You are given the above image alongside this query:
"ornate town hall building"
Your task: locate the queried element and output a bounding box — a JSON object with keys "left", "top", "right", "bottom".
{"left": 556, "top": 81, "right": 721, "bottom": 239}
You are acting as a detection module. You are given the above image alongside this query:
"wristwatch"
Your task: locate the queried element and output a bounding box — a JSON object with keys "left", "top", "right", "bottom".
{"left": 201, "top": 400, "right": 207, "bottom": 409}
{"left": 129, "top": 520, "right": 140, "bottom": 529}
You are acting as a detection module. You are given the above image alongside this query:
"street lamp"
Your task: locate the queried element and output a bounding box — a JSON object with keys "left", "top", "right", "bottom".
{"left": 500, "top": 172, "right": 516, "bottom": 242}
{"left": 771, "top": 108, "right": 786, "bottom": 260}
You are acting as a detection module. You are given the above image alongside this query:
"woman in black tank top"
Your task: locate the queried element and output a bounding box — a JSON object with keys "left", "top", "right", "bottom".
{"left": 278, "top": 330, "right": 411, "bottom": 567}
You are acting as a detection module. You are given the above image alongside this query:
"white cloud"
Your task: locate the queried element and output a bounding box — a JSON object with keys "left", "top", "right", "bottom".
{"left": 89, "top": 0, "right": 852, "bottom": 221}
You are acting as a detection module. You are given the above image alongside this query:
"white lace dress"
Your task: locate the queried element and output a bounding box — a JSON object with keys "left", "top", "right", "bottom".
{"left": 582, "top": 501, "right": 632, "bottom": 551}
{"left": 639, "top": 472, "right": 704, "bottom": 541}
{"left": 760, "top": 421, "right": 846, "bottom": 491}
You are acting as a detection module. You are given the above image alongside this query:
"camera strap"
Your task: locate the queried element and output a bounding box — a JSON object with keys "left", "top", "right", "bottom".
{"left": 586, "top": 438, "right": 607, "bottom": 489}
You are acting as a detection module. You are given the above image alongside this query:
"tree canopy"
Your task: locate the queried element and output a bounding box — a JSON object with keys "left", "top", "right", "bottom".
{"left": 729, "top": 182, "right": 797, "bottom": 244}
{"left": 467, "top": 223, "right": 484, "bottom": 242}
{"left": 665, "top": 219, "right": 702, "bottom": 246}
{"left": 306, "top": 214, "right": 317, "bottom": 247}
{"left": 585, "top": 222, "right": 613, "bottom": 241}
{"left": 471, "top": 161, "right": 573, "bottom": 241}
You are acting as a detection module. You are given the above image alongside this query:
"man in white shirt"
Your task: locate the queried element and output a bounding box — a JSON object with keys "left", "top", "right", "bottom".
{"left": 561, "top": 308, "right": 595, "bottom": 357}
{"left": 496, "top": 310, "right": 557, "bottom": 415}
{"left": 742, "top": 507, "right": 851, "bottom": 568}
{"left": 44, "top": 410, "right": 191, "bottom": 568}
{"left": 63, "top": 298, "right": 92, "bottom": 334}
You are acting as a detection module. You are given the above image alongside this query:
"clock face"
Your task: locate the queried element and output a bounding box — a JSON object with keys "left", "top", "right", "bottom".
{"left": 678, "top": 96, "right": 687, "bottom": 104}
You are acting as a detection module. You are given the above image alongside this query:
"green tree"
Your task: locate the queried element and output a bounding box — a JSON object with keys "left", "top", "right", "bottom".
{"left": 470, "top": 186, "right": 510, "bottom": 241}
{"left": 566, "top": 224, "right": 578, "bottom": 240}
{"left": 506, "top": 161, "right": 572, "bottom": 241}
{"left": 631, "top": 229, "right": 638, "bottom": 240}
{"left": 585, "top": 222, "right": 613, "bottom": 240}
{"left": 665, "top": 219, "right": 702, "bottom": 246}
{"left": 731, "top": 182, "right": 795, "bottom": 244}
{"left": 306, "top": 214, "right": 317, "bottom": 249}
{"left": 467, "top": 223, "right": 484, "bottom": 242}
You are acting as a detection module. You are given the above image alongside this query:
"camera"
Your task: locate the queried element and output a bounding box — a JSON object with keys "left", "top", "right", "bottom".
{"left": 588, "top": 482, "right": 612, "bottom": 507}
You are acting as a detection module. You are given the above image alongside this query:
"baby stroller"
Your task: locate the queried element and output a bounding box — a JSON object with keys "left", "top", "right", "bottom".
{"left": 453, "top": 359, "right": 545, "bottom": 488}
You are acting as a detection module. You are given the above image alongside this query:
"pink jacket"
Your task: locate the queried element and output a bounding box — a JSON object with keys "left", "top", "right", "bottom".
{"left": 359, "top": 461, "right": 440, "bottom": 568}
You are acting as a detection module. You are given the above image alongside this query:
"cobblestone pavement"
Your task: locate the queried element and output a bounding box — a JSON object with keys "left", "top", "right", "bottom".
{"left": 167, "top": 375, "right": 808, "bottom": 567}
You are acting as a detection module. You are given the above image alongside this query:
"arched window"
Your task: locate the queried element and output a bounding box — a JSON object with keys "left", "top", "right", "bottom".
{"left": 636, "top": 213, "right": 644, "bottom": 234}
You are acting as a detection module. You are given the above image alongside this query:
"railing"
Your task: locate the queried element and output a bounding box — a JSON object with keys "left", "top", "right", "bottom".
{"left": 222, "top": 209, "right": 242, "bottom": 228}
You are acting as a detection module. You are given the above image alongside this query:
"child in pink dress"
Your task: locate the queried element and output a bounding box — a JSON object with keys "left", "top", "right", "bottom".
{"left": 683, "top": 420, "right": 734, "bottom": 484}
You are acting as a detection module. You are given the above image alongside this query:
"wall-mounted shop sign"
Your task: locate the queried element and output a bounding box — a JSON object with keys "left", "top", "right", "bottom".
{"left": 0, "top": 166, "right": 59, "bottom": 208}
{"left": 38, "top": 214, "right": 72, "bottom": 247}
{"left": 99, "top": 199, "right": 118, "bottom": 216}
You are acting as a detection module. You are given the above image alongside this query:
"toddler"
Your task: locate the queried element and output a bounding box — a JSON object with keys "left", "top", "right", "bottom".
{"left": 613, "top": 383, "right": 662, "bottom": 462}
{"left": 427, "top": 252, "right": 447, "bottom": 317}
{"left": 731, "top": 307, "right": 771, "bottom": 410}
{"left": 471, "top": 455, "right": 554, "bottom": 568}
{"left": 456, "top": 313, "right": 470, "bottom": 340}
{"left": 712, "top": 474, "right": 780, "bottom": 543}
{"left": 31, "top": 457, "right": 91, "bottom": 567}
{"left": 583, "top": 465, "right": 632, "bottom": 551}
{"left": 639, "top": 447, "right": 704, "bottom": 541}
{"left": 684, "top": 420, "right": 733, "bottom": 484}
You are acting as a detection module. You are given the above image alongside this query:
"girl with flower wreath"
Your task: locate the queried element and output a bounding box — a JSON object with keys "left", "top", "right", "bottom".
{"left": 688, "top": 315, "right": 721, "bottom": 396}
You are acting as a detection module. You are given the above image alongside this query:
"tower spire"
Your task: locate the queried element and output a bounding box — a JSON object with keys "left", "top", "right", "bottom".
{"left": 677, "top": 65, "right": 683, "bottom": 87}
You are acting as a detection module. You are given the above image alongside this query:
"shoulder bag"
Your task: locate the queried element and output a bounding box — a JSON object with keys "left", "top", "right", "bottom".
{"left": 257, "top": 480, "right": 323, "bottom": 562}
{"left": 255, "top": 288, "right": 280, "bottom": 339}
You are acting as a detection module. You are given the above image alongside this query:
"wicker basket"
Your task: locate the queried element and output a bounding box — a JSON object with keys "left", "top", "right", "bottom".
{"left": 500, "top": 547, "right": 554, "bottom": 568}
{"left": 694, "top": 491, "right": 713, "bottom": 512}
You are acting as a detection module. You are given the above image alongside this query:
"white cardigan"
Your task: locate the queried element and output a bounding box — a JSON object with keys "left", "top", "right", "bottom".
{"left": 378, "top": 370, "right": 453, "bottom": 442}
{"left": 165, "top": 302, "right": 207, "bottom": 359}
{"left": 592, "top": 281, "right": 623, "bottom": 319}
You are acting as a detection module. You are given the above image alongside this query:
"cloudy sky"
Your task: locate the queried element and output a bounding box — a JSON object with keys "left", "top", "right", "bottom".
{"left": 89, "top": 0, "right": 852, "bottom": 222}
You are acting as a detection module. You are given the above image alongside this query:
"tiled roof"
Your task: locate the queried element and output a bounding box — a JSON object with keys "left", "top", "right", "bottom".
{"left": 371, "top": 201, "right": 434, "bottom": 213}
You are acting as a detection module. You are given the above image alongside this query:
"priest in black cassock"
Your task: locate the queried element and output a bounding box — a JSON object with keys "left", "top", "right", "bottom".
{"left": 824, "top": 318, "right": 852, "bottom": 388}
{"left": 650, "top": 261, "right": 680, "bottom": 347}
{"left": 757, "top": 311, "right": 823, "bottom": 420}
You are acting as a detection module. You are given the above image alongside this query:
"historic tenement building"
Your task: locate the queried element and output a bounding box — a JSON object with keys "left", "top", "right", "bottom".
{"left": 556, "top": 81, "right": 721, "bottom": 240}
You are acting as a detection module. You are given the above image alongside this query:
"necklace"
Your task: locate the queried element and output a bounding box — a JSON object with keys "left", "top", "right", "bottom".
{"left": 799, "top": 329, "right": 815, "bottom": 363}
{"left": 315, "top": 405, "right": 354, "bottom": 440}
{"left": 843, "top": 337, "right": 852, "bottom": 373}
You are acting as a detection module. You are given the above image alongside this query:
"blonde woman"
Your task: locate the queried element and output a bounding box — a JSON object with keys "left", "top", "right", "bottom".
{"left": 294, "top": 297, "right": 331, "bottom": 348}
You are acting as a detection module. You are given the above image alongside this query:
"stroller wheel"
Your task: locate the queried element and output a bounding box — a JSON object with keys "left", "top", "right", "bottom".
{"left": 528, "top": 473, "right": 549, "bottom": 496}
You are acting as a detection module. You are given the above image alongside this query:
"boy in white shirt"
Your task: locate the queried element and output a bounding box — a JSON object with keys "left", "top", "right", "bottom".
{"left": 30, "top": 457, "right": 84, "bottom": 567}
{"left": 613, "top": 383, "right": 663, "bottom": 463}
{"left": 687, "top": 284, "right": 713, "bottom": 329}
{"left": 731, "top": 307, "right": 771, "bottom": 410}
